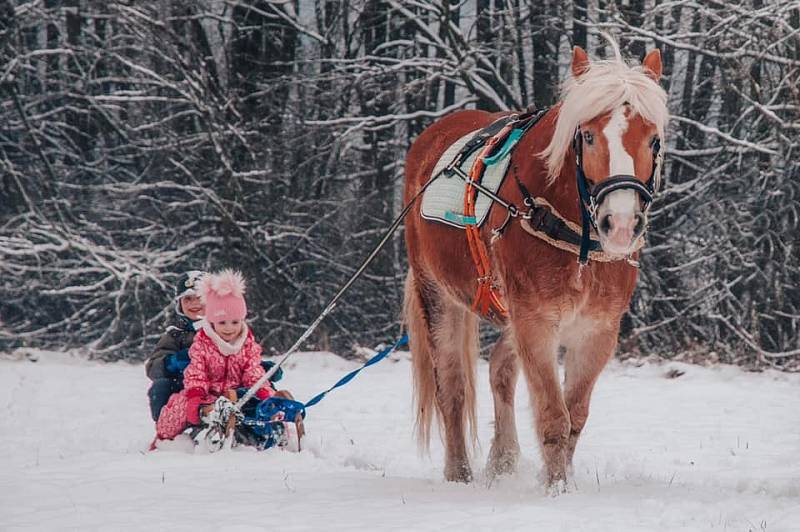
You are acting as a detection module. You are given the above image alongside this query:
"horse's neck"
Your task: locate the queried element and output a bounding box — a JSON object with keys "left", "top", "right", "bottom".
{"left": 521, "top": 110, "right": 582, "bottom": 224}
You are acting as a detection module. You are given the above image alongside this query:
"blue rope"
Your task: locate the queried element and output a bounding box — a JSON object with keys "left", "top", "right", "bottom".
{"left": 303, "top": 334, "right": 409, "bottom": 409}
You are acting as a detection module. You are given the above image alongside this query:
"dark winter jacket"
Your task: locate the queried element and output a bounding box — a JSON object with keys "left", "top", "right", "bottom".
{"left": 145, "top": 314, "right": 198, "bottom": 380}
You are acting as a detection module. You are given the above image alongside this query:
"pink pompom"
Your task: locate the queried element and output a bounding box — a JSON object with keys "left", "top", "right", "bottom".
{"left": 202, "top": 269, "right": 245, "bottom": 297}
{"left": 200, "top": 269, "right": 248, "bottom": 322}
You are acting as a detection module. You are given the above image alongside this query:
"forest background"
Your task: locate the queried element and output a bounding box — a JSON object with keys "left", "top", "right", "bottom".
{"left": 1, "top": 0, "right": 798, "bottom": 369}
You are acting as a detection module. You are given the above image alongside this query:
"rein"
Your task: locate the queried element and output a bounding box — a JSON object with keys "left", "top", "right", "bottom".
{"left": 236, "top": 170, "right": 442, "bottom": 409}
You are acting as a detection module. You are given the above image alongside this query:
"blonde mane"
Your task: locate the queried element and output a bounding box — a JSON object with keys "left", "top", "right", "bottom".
{"left": 540, "top": 46, "right": 669, "bottom": 180}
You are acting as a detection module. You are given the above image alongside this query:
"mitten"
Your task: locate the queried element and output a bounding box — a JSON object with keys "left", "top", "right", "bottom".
{"left": 164, "top": 349, "right": 190, "bottom": 376}
{"left": 185, "top": 388, "right": 206, "bottom": 425}
{"left": 256, "top": 386, "right": 275, "bottom": 401}
{"left": 261, "top": 360, "right": 284, "bottom": 383}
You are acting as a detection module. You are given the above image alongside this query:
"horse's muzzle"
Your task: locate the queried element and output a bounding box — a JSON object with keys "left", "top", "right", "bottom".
{"left": 595, "top": 190, "right": 647, "bottom": 256}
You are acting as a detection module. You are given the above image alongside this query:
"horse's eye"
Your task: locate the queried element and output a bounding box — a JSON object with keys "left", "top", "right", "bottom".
{"left": 583, "top": 131, "right": 594, "bottom": 145}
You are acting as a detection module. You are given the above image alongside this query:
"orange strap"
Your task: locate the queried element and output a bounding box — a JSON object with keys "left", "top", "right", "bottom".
{"left": 462, "top": 124, "right": 513, "bottom": 319}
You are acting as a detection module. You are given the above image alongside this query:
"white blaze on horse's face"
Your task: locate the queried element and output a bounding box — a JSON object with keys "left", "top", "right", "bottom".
{"left": 604, "top": 106, "right": 636, "bottom": 176}
{"left": 583, "top": 106, "right": 650, "bottom": 257}
{"left": 596, "top": 106, "right": 644, "bottom": 256}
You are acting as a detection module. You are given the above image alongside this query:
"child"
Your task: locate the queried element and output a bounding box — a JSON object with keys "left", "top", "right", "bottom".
{"left": 155, "top": 269, "right": 288, "bottom": 441}
{"left": 145, "top": 270, "right": 206, "bottom": 421}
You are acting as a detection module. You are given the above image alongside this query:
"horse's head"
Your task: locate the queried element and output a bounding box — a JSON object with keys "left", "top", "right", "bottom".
{"left": 541, "top": 42, "right": 669, "bottom": 258}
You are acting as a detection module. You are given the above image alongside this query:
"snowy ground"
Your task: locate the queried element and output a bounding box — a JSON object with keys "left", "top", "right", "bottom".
{"left": 1, "top": 349, "right": 798, "bottom": 532}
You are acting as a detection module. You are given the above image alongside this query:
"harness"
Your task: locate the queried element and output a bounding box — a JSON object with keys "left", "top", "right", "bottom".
{"left": 440, "top": 107, "right": 665, "bottom": 318}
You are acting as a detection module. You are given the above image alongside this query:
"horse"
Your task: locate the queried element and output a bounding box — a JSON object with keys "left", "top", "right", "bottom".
{"left": 402, "top": 42, "right": 669, "bottom": 490}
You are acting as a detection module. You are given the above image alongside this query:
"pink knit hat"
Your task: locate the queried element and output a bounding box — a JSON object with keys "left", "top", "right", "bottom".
{"left": 200, "top": 269, "right": 247, "bottom": 323}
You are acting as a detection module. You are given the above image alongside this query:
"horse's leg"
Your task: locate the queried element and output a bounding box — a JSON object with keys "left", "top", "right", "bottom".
{"left": 405, "top": 271, "right": 478, "bottom": 483}
{"left": 431, "top": 299, "right": 479, "bottom": 482}
{"left": 512, "top": 316, "right": 570, "bottom": 489}
{"left": 562, "top": 321, "right": 618, "bottom": 469}
{"left": 486, "top": 330, "right": 520, "bottom": 478}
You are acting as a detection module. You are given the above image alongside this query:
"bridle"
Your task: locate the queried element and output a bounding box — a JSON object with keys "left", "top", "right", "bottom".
{"left": 572, "top": 125, "right": 664, "bottom": 264}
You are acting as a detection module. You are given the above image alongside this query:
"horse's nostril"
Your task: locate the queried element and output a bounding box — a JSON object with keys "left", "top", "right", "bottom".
{"left": 600, "top": 214, "right": 612, "bottom": 234}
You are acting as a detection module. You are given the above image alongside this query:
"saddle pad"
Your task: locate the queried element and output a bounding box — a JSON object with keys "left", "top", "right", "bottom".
{"left": 420, "top": 130, "right": 515, "bottom": 229}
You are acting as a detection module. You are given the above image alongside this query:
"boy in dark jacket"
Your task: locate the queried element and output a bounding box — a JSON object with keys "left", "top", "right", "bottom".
{"left": 145, "top": 270, "right": 206, "bottom": 421}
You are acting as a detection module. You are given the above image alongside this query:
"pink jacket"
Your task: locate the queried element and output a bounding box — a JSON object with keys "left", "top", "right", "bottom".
{"left": 183, "top": 327, "right": 274, "bottom": 402}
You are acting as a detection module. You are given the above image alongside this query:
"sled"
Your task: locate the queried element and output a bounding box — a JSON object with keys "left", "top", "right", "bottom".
{"left": 191, "top": 395, "right": 306, "bottom": 453}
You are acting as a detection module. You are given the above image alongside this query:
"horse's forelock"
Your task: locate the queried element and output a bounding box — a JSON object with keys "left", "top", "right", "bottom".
{"left": 540, "top": 58, "right": 669, "bottom": 182}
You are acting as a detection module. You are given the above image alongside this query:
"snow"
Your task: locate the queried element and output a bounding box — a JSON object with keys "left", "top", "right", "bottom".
{"left": 1, "top": 349, "right": 798, "bottom": 531}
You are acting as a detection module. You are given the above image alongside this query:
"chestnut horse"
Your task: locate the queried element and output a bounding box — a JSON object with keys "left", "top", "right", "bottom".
{"left": 403, "top": 44, "right": 668, "bottom": 490}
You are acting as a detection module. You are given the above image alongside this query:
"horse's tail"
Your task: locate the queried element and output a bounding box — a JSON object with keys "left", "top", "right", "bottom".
{"left": 404, "top": 268, "right": 479, "bottom": 451}
{"left": 404, "top": 268, "right": 436, "bottom": 451}
{"left": 461, "top": 312, "right": 480, "bottom": 449}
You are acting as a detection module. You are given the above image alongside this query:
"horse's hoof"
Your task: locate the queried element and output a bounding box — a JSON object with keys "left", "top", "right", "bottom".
{"left": 541, "top": 459, "right": 569, "bottom": 496}
{"left": 545, "top": 477, "right": 569, "bottom": 497}
{"left": 444, "top": 462, "right": 472, "bottom": 483}
{"left": 486, "top": 448, "right": 519, "bottom": 479}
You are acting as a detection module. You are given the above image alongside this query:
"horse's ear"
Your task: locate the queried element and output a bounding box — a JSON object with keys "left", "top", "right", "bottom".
{"left": 642, "top": 48, "right": 663, "bottom": 81}
{"left": 571, "top": 46, "right": 590, "bottom": 78}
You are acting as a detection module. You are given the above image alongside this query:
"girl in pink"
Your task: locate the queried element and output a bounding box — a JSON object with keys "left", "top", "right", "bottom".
{"left": 156, "top": 269, "right": 275, "bottom": 440}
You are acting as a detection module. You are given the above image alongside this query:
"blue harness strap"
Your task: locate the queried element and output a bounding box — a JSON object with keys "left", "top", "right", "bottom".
{"left": 304, "top": 334, "right": 409, "bottom": 408}
{"left": 444, "top": 211, "right": 477, "bottom": 225}
{"left": 256, "top": 396, "right": 306, "bottom": 422}
{"left": 239, "top": 334, "right": 409, "bottom": 449}
{"left": 482, "top": 128, "right": 525, "bottom": 165}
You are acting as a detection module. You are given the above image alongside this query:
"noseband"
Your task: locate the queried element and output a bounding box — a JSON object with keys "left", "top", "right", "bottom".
{"left": 573, "top": 128, "right": 664, "bottom": 264}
